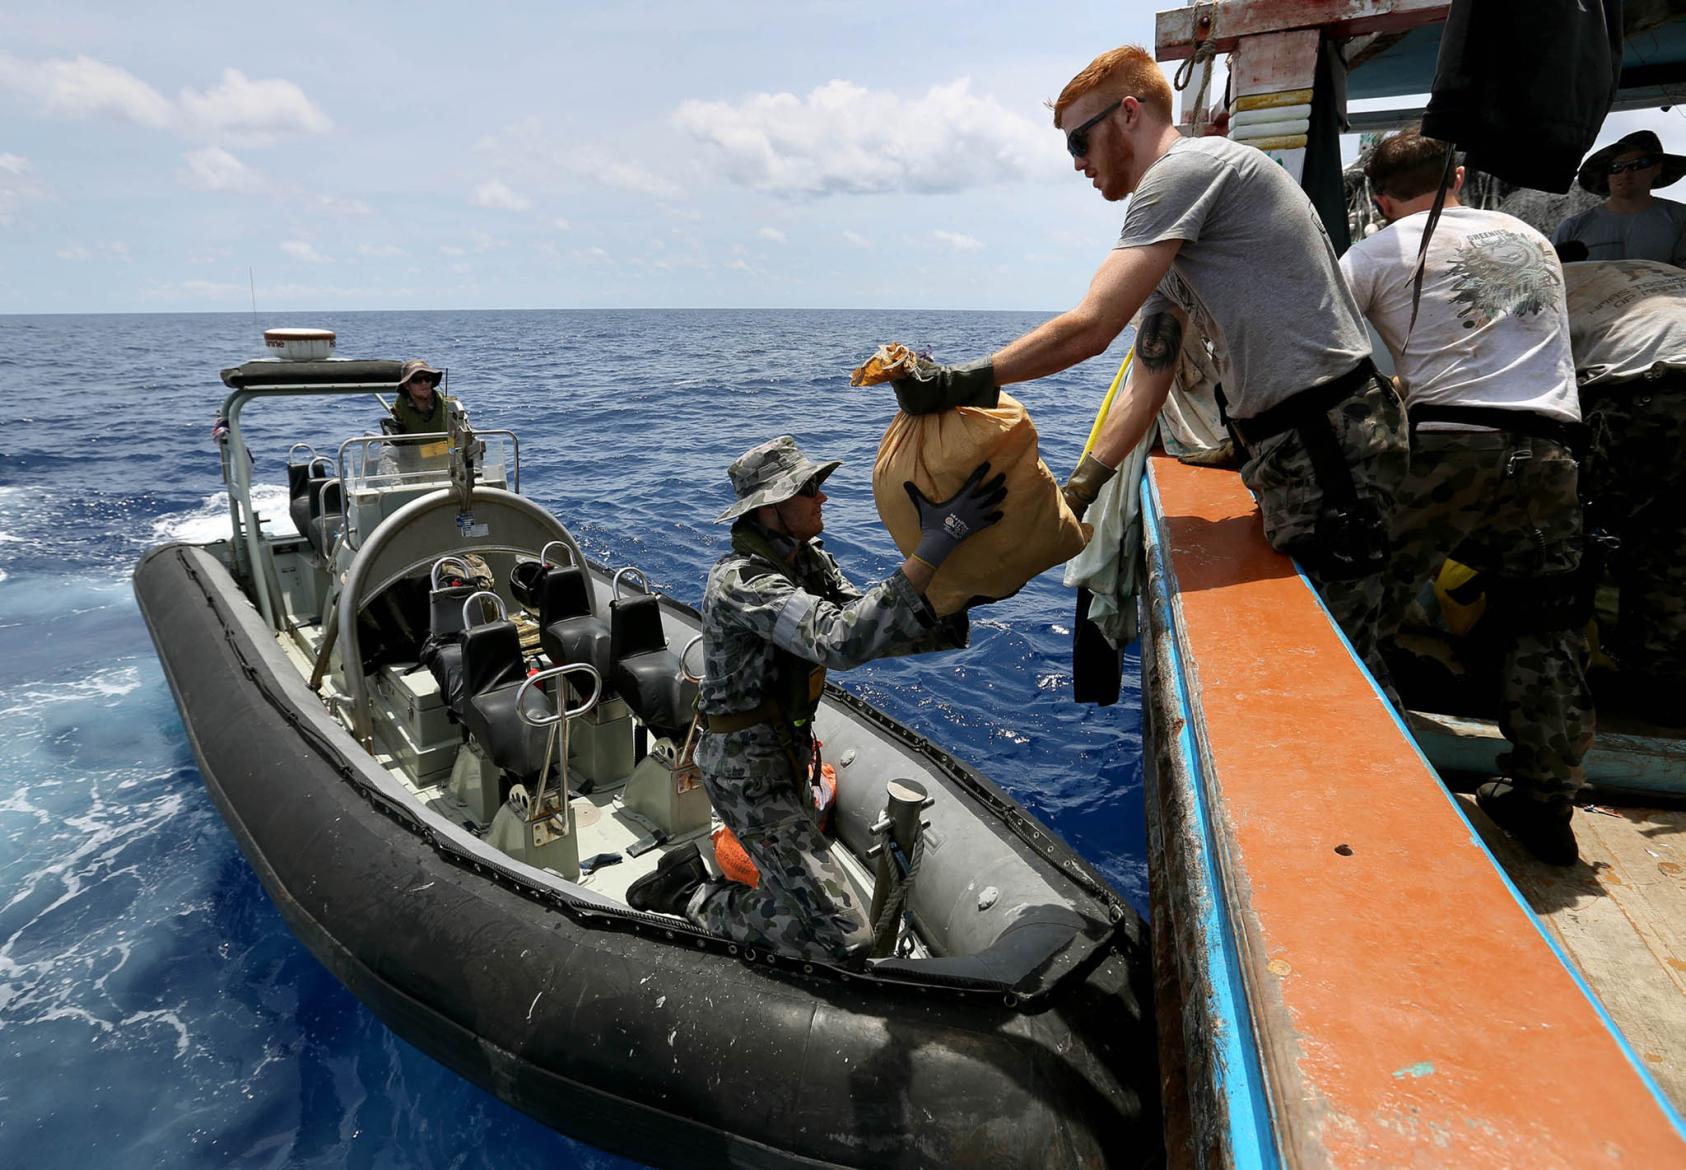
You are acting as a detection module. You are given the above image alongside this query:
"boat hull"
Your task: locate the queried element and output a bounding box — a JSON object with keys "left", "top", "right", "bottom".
{"left": 135, "top": 542, "right": 1158, "bottom": 1169}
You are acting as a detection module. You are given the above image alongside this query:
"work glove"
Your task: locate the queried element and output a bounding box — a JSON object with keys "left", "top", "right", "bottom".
{"left": 905, "top": 461, "right": 1008, "bottom": 570}
{"left": 1061, "top": 453, "right": 1118, "bottom": 521}
{"left": 892, "top": 358, "right": 1000, "bottom": 415}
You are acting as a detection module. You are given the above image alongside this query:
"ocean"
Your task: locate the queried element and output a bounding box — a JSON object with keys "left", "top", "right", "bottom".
{"left": 0, "top": 309, "right": 1144, "bottom": 1169}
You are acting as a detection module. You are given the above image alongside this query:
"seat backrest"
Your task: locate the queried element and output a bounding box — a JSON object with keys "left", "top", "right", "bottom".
{"left": 538, "top": 566, "right": 594, "bottom": 629}
{"left": 460, "top": 621, "right": 526, "bottom": 697}
{"left": 429, "top": 584, "right": 479, "bottom": 638}
{"left": 610, "top": 594, "right": 667, "bottom": 659}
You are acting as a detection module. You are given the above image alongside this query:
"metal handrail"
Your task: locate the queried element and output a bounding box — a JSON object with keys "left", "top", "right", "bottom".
{"left": 333, "top": 429, "right": 523, "bottom": 551}
{"left": 515, "top": 663, "right": 602, "bottom": 728}
{"left": 461, "top": 590, "right": 506, "bottom": 628}
{"left": 539, "top": 540, "right": 577, "bottom": 568}
{"left": 678, "top": 634, "right": 704, "bottom": 684}
{"left": 611, "top": 566, "right": 650, "bottom": 600}
{"left": 286, "top": 442, "right": 319, "bottom": 466}
{"left": 516, "top": 663, "right": 603, "bottom": 831}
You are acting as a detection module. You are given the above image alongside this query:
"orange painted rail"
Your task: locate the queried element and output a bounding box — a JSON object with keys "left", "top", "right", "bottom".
{"left": 1142, "top": 454, "right": 1684, "bottom": 1168}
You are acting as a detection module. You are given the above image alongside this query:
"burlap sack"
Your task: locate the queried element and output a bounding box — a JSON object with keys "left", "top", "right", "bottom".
{"left": 873, "top": 392, "right": 1090, "bottom": 616}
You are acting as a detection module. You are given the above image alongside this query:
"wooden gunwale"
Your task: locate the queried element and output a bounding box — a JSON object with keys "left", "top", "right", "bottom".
{"left": 1140, "top": 453, "right": 1685, "bottom": 1168}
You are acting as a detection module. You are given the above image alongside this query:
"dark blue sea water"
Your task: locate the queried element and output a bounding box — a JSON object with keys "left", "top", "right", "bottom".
{"left": 0, "top": 309, "right": 1143, "bottom": 1169}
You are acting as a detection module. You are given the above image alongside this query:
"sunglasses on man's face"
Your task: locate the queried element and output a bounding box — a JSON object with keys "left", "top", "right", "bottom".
{"left": 1065, "top": 99, "right": 1123, "bottom": 159}
{"left": 406, "top": 375, "right": 438, "bottom": 388}
{"left": 795, "top": 479, "right": 822, "bottom": 498}
{"left": 1608, "top": 155, "right": 1660, "bottom": 175}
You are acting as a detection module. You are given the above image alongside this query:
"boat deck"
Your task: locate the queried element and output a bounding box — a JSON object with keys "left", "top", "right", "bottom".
{"left": 1459, "top": 794, "right": 1686, "bottom": 1113}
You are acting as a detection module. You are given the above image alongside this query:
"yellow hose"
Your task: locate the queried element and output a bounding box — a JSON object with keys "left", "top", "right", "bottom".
{"left": 1080, "top": 347, "right": 1134, "bottom": 460}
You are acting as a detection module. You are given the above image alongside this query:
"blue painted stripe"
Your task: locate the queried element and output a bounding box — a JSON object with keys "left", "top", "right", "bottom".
{"left": 1141, "top": 472, "right": 1283, "bottom": 1170}
{"left": 1283, "top": 554, "right": 1686, "bottom": 1140}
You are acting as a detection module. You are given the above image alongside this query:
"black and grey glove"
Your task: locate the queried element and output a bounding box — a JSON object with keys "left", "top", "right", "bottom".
{"left": 1060, "top": 453, "right": 1118, "bottom": 521}
{"left": 892, "top": 358, "right": 1000, "bottom": 415}
{"left": 904, "top": 462, "right": 1008, "bottom": 569}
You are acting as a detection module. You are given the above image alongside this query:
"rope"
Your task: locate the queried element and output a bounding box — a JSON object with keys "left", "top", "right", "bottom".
{"left": 870, "top": 833, "right": 927, "bottom": 948}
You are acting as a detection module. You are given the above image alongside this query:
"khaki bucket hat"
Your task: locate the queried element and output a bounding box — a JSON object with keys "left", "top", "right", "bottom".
{"left": 714, "top": 435, "right": 841, "bottom": 523}
{"left": 399, "top": 358, "right": 443, "bottom": 385}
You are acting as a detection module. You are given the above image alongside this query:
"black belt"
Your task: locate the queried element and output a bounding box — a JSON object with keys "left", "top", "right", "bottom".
{"left": 1226, "top": 358, "right": 1381, "bottom": 451}
{"left": 1408, "top": 404, "right": 1588, "bottom": 456}
{"left": 1584, "top": 366, "right": 1686, "bottom": 398}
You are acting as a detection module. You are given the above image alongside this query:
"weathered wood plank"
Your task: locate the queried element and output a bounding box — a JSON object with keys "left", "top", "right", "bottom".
{"left": 1154, "top": 0, "right": 1449, "bottom": 61}
{"left": 1458, "top": 796, "right": 1686, "bottom": 1114}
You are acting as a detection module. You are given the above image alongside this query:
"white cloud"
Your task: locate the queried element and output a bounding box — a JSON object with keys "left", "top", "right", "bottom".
{"left": 570, "top": 146, "right": 681, "bottom": 198}
{"left": 313, "top": 194, "right": 372, "bottom": 215}
{"left": 470, "top": 229, "right": 507, "bottom": 252}
{"left": 933, "top": 229, "right": 983, "bottom": 253}
{"left": 757, "top": 226, "right": 787, "bottom": 244}
{"left": 56, "top": 241, "right": 131, "bottom": 262}
{"left": 0, "top": 51, "right": 173, "bottom": 128}
{"left": 439, "top": 244, "right": 467, "bottom": 256}
{"left": 726, "top": 258, "right": 752, "bottom": 271}
{"left": 357, "top": 243, "right": 406, "bottom": 257}
{"left": 0, "top": 53, "right": 328, "bottom": 146}
{"left": 177, "top": 68, "right": 331, "bottom": 144}
{"left": 179, "top": 146, "right": 263, "bottom": 192}
{"left": 841, "top": 229, "right": 871, "bottom": 248}
{"left": 572, "top": 246, "right": 613, "bottom": 264}
{"left": 553, "top": 216, "right": 571, "bottom": 231}
{"left": 0, "top": 153, "right": 44, "bottom": 226}
{"left": 674, "top": 77, "right": 1050, "bottom": 197}
{"left": 471, "top": 179, "right": 530, "bottom": 211}
{"left": 280, "top": 240, "right": 328, "bottom": 263}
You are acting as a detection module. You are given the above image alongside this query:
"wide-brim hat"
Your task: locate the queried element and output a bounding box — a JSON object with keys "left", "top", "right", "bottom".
{"left": 399, "top": 358, "right": 443, "bottom": 385}
{"left": 1576, "top": 130, "right": 1686, "bottom": 196}
{"left": 714, "top": 435, "right": 841, "bottom": 523}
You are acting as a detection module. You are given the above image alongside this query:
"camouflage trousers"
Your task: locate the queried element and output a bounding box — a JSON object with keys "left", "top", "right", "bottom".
{"left": 1239, "top": 375, "right": 1410, "bottom": 692}
{"left": 1381, "top": 431, "right": 1593, "bottom": 799}
{"left": 688, "top": 729, "right": 869, "bottom": 963}
{"left": 1582, "top": 381, "right": 1686, "bottom": 683}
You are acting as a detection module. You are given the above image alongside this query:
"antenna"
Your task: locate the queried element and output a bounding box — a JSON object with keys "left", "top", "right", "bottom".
{"left": 248, "top": 267, "right": 258, "bottom": 325}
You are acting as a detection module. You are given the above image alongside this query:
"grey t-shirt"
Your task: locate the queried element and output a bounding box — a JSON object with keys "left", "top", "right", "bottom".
{"left": 1116, "top": 135, "right": 1372, "bottom": 419}
{"left": 1552, "top": 198, "right": 1686, "bottom": 265}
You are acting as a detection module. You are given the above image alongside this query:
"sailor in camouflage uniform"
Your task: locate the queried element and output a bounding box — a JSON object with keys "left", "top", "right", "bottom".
{"left": 626, "top": 436, "right": 1006, "bottom": 962}
{"left": 1342, "top": 132, "right": 1593, "bottom": 865}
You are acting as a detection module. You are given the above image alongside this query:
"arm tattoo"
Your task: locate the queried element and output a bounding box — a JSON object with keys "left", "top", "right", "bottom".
{"left": 1136, "top": 311, "right": 1184, "bottom": 372}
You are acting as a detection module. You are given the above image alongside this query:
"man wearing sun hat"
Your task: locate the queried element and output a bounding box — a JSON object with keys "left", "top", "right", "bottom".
{"left": 390, "top": 358, "right": 450, "bottom": 434}
{"left": 1554, "top": 130, "right": 1686, "bottom": 265}
{"left": 625, "top": 435, "right": 1005, "bottom": 963}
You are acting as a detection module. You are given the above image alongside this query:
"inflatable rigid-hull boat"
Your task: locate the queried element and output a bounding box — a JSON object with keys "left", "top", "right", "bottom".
{"left": 131, "top": 352, "right": 1160, "bottom": 1169}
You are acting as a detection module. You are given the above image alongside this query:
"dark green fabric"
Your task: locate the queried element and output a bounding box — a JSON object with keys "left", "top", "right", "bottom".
{"left": 390, "top": 390, "right": 449, "bottom": 435}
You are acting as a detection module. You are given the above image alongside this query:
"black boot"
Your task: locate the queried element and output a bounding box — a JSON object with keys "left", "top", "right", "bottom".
{"left": 627, "top": 843, "right": 707, "bottom": 916}
{"left": 1476, "top": 779, "right": 1578, "bottom": 866}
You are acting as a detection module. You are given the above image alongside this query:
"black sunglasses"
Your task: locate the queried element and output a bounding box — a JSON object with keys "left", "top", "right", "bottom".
{"left": 795, "top": 478, "right": 822, "bottom": 498}
{"left": 1608, "top": 154, "right": 1660, "bottom": 175}
{"left": 405, "top": 374, "right": 439, "bottom": 388}
{"left": 1066, "top": 99, "right": 1123, "bottom": 158}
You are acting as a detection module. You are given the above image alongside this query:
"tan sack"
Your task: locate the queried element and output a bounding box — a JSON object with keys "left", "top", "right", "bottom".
{"left": 873, "top": 392, "right": 1090, "bottom": 616}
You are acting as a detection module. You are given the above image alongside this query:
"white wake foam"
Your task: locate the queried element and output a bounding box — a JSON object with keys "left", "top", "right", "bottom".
{"left": 149, "top": 484, "right": 298, "bottom": 545}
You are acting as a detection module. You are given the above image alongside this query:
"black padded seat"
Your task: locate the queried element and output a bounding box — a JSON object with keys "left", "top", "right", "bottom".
{"left": 536, "top": 566, "right": 613, "bottom": 683}
{"left": 418, "top": 583, "right": 479, "bottom": 714}
{"left": 457, "top": 620, "right": 552, "bottom": 782}
{"left": 609, "top": 594, "right": 698, "bottom": 742}
{"left": 287, "top": 458, "right": 331, "bottom": 537}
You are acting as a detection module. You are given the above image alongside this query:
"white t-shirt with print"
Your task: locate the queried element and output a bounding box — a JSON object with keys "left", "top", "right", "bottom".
{"left": 1340, "top": 205, "right": 1579, "bottom": 424}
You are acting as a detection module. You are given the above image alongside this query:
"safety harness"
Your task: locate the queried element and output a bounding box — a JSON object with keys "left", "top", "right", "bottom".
{"left": 698, "top": 522, "right": 841, "bottom": 786}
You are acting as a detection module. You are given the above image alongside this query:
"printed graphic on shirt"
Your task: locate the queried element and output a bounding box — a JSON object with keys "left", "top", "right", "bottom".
{"left": 1448, "top": 230, "right": 1562, "bottom": 329}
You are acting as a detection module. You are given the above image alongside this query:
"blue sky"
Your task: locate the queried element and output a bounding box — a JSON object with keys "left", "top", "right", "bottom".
{"left": 3, "top": 2, "right": 1683, "bottom": 314}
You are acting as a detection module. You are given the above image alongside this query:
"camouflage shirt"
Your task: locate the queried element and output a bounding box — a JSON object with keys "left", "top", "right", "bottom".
{"left": 698, "top": 521, "right": 965, "bottom": 717}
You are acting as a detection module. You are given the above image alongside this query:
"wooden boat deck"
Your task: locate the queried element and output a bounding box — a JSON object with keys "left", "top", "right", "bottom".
{"left": 1141, "top": 453, "right": 1686, "bottom": 1168}
{"left": 1459, "top": 795, "right": 1686, "bottom": 1113}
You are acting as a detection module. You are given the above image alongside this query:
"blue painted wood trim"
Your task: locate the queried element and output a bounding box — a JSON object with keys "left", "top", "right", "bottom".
{"left": 1141, "top": 471, "right": 1283, "bottom": 1170}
